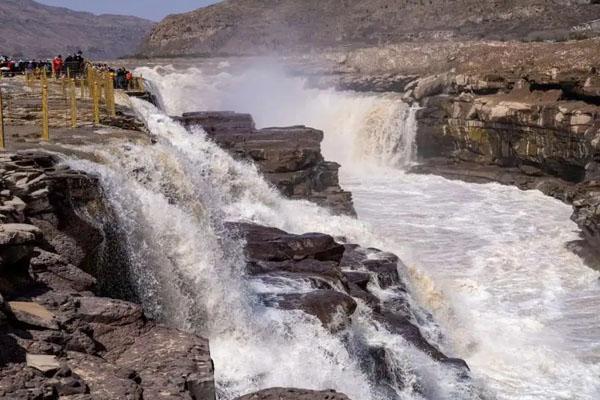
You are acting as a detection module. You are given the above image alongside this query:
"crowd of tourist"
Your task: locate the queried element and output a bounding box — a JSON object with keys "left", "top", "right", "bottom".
{"left": 1, "top": 51, "right": 85, "bottom": 77}
{"left": 0, "top": 52, "right": 137, "bottom": 90}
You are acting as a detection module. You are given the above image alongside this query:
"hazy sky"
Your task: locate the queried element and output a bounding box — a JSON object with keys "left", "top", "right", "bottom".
{"left": 36, "top": 0, "right": 219, "bottom": 21}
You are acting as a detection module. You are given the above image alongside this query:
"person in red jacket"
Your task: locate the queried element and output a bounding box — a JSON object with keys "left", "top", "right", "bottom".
{"left": 52, "top": 55, "right": 63, "bottom": 78}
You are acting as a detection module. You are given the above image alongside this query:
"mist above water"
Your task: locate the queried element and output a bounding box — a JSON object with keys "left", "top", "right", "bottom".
{"left": 95, "top": 61, "right": 600, "bottom": 400}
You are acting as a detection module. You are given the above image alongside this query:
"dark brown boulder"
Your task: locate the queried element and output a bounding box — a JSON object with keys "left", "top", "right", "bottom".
{"left": 342, "top": 271, "right": 371, "bottom": 289}
{"left": 248, "top": 259, "right": 343, "bottom": 286}
{"left": 228, "top": 223, "right": 345, "bottom": 262}
{"left": 175, "top": 112, "right": 356, "bottom": 215}
{"left": 271, "top": 289, "right": 357, "bottom": 332}
{"left": 362, "top": 260, "right": 402, "bottom": 289}
{"left": 67, "top": 352, "right": 143, "bottom": 400}
{"left": 234, "top": 387, "right": 351, "bottom": 400}
{"left": 30, "top": 248, "right": 97, "bottom": 293}
{"left": 374, "top": 312, "right": 469, "bottom": 371}
{"left": 113, "top": 326, "right": 215, "bottom": 400}
{"left": 0, "top": 224, "right": 41, "bottom": 271}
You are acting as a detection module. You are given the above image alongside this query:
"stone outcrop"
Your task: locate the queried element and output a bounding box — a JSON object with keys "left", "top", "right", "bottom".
{"left": 413, "top": 76, "right": 600, "bottom": 183}
{"left": 175, "top": 112, "right": 355, "bottom": 216}
{"left": 572, "top": 177, "right": 600, "bottom": 255}
{"left": 401, "top": 70, "right": 600, "bottom": 253}
{"left": 227, "top": 222, "right": 470, "bottom": 393}
{"left": 0, "top": 152, "right": 216, "bottom": 400}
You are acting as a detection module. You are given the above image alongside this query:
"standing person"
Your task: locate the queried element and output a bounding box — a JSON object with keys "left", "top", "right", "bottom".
{"left": 116, "top": 68, "right": 126, "bottom": 89}
{"left": 52, "top": 55, "right": 63, "bottom": 78}
{"left": 126, "top": 69, "right": 133, "bottom": 90}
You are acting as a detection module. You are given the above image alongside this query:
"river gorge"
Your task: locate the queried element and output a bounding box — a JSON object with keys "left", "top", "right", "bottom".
{"left": 105, "top": 62, "right": 600, "bottom": 398}
{"left": 1, "top": 57, "right": 599, "bottom": 400}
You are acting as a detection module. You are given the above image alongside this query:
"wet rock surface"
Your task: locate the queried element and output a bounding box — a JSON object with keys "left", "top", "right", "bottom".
{"left": 227, "top": 222, "right": 470, "bottom": 390}
{"left": 233, "top": 388, "right": 351, "bottom": 400}
{"left": 175, "top": 112, "right": 356, "bottom": 216}
{"left": 0, "top": 152, "right": 216, "bottom": 400}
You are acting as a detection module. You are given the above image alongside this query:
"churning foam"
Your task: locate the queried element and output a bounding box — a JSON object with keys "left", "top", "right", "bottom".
{"left": 135, "top": 61, "right": 600, "bottom": 400}
{"left": 66, "top": 96, "right": 478, "bottom": 400}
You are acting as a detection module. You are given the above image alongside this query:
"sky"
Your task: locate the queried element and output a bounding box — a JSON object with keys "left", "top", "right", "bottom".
{"left": 36, "top": 0, "right": 219, "bottom": 21}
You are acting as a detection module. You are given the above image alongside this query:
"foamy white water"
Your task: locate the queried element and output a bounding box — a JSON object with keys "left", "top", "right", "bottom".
{"left": 133, "top": 61, "right": 600, "bottom": 400}
{"left": 66, "top": 96, "right": 477, "bottom": 400}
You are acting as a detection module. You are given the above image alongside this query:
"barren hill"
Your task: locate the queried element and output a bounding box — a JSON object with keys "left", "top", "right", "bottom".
{"left": 0, "top": 0, "right": 155, "bottom": 59}
{"left": 139, "top": 0, "right": 600, "bottom": 57}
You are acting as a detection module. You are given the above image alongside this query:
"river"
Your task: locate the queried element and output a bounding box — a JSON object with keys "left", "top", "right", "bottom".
{"left": 73, "top": 60, "right": 600, "bottom": 400}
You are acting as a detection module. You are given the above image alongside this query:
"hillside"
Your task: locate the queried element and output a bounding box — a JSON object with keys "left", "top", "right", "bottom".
{"left": 139, "top": 0, "right": 600, "bottom": 57}
{"left": 0, "top": 0, "right": 155, "bottom": 59}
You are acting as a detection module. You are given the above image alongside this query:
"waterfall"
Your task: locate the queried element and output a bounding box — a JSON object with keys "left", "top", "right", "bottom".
{"left": 65, "top": 94, "right": 481, "bottom": 400}
{"left": 132, "top": 62, "right": 600, "bottom": 400}
{"left": 136, "top": 63, "right": 420, "bottom": 171}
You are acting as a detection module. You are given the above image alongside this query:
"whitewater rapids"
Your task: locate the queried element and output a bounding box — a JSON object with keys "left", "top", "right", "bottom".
{"left": 73, "top": 61, "right": 600, "bottom": 400}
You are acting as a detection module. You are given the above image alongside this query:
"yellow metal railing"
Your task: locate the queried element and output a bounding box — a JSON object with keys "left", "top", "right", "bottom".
{"left": 1, "top": 62, "right": 146, "bottom": 144}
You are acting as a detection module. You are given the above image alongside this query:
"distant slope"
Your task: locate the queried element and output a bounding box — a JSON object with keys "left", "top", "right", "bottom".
{"left": 0, "top": 0, "right": 155, "bottom": 59}
{"left": 139, "top": 0, "right": 600, "bottom": 57}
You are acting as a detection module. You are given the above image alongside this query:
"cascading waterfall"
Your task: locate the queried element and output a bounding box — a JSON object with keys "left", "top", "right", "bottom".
{"left": 65, "top": 96, "right": 480, "bottom": 400}
{"left": 135, "top": 63, "right": 418, "bottom": 170}
{"left": 133, "top": 61, "right": 600, "bottom": 400}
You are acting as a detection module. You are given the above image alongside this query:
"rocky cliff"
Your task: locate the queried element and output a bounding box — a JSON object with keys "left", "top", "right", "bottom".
{"left": 175, "top": 112, "right": 356, "bottom": 216}
{"left": 0, "top": 0, "right": 154, "bottom": 59}
{"left": 0, "top": 152, "right": 216, "bottom": 399}
{"left": 139, "top": 0, "right": 600, "bottom": 57}
{"left": 403, "top": 67, "right": 600, "bottom": 258}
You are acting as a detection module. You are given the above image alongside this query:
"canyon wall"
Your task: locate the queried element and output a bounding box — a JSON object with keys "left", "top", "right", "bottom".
{"left": 405, "top": 70, "right": 600, "bottom": 257}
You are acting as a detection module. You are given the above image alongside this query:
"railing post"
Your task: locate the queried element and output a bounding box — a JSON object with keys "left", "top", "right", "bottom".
{"left": 70, "top": 79, "right": 77, "bottom": 128}
{"left": 61, "top": 77, "right": 67, "bottom": 98}
{"left": 107, "top": 72, "right": 116, "bottom": 117}
{"left": 93, "top": 81, "right": 100, "bottom": 126}
{"left": 0, "top": 88, "right": 5, "bottom": 149}
{"left": 41, "top": 84, "right": 49, "bottom": 141}
{"left": 87, "top": 67, "right": 94, "bottom": 99}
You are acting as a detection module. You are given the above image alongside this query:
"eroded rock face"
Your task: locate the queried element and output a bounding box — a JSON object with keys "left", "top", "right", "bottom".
{"left": 411, "top": 72, "right": 600, "bottom": 252}
{"left": 174, "top": 112, "right": 356, "bottom": 216}
{"left": 0, "top": 152, "right": 216, "bottom": 400}
{"left": 227, "top": 221, "right": 469, "bottom": 392}
{"left": 414, "top": 77, "right": 600, "bottom": 182}
{"left": 572, "top": 186, "right": 600, "bottom": 252}
{"left": 272, "top": 290, "right": 357, "bottom": 332}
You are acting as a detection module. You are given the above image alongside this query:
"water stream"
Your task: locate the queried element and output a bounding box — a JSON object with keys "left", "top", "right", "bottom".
{"left": 69, "top": 61, "right": 599, "bottom": 400}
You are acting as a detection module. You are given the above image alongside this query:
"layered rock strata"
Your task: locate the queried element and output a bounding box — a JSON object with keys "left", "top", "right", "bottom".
{"left": 403, "top": 71, "right": 600, "bottom": 255}
{"left": 0, "top": 152, "right": 216, "bottom": 399}
{"left": 174, "top": 112, "right": 356, "bottom": 216}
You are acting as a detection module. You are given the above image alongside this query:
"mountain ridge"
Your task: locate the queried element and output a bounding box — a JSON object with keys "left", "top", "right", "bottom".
{"left": 0, "top": 0, "right": 155, "bottom": 59}
{"left": 139, "top": 0, "right": 600, "bottom": 57}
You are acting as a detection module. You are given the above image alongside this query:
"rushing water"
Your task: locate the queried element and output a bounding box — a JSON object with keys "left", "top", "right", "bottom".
{"left": 67, "top": 61, "right": 600, "bottom": 400}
